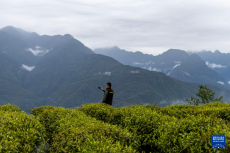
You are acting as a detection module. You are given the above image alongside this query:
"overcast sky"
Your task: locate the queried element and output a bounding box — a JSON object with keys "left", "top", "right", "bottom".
{"left": 1, "top": 0, "right": 230, "bottom": 55}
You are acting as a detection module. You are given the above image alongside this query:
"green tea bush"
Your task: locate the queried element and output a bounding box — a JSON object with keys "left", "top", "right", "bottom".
{"left": 198, "top": 102, "right": 230, "bottom": 108}
{"left": 149, "top": 102, "right": 230, "bottom": 122}
{"left": 144, "top": 102, "right": 230, "bottom": 152}
{"left": 79, "top": 103, "right": 230, "bottom": 152}
{"left": 188, "top": 107, "right": 230, "bottom": 123}
{"left": 156, "top": 104, "right": 196, "bottom": 119}
{"left": 2, "top": 102, "right": 230, "bottom": 152}
{"left": 31, "top": 106, "right": 137, "bottom": 152}
{"left": 145, "top": 104, "right": 161, "bottom": 112}
{"left": 0, "top": 110, "right": 46, "bottom": 153}
{"left": 79, "top": 103, "right": 177, "bottom": 152}
{"left": 155, "top": 115, "right": 230, "bottom": 153}
{"left": 77, "top": 103, "right": 115, "bottom": 121}
{"left": 0, "top": 104, "right": 21, "bottom": 112}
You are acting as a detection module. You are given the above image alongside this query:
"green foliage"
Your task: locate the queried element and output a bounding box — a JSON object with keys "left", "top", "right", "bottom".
{"left": 2, "top": 102, "right": 230, "bottom": 152}
{"left": 0, "top": 104, "right": 21, "bottom": 112}
{"left": 0, "top": 106, "right": 46, "bottom": 153}
{"left": 79, "top": 103, "right": 177, "bottom": 152}
{"left": 79, "top": 103, "right": 230, "bottom": 153}
{"left": 155, "top": 115, "right": 230, "bottom": 153}
{"left": 187, "top": 85, "right": 223, "bottom": 106}
{"left": 31, "top": 106, "right": 137, "bottom": 152}
{"left": 146, "top": 102, "right": 230, "bottom": 152}
{"left": 158, "top": 102, "right": 230, "bottom": 123}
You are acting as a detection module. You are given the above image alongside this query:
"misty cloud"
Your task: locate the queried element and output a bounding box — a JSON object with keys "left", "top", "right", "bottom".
{"left": 2, "top": 1, "right": 230, "bottom": 55}
{"left": 205, "top": 61, "right": 227, "bottom": 69}
{"left": 133, "top": 62, "right": 145, "bottom": 66}
{"left": 184, "top": 72, "right": 192, "bottom": 77}
{"left": 147, "top": 67, "right": 161, "bottom": 72}
{"left": 130, "top": 70, "right": 139, "bottom": 73}
{"left": 167, "top": 64, "right": 180, "bottom": 76}
{"left": 159, "top": 99, "right": 187, "bottom": 105}
{"left": 94, "top": 72, "right": 111, "bottom": 76}
{"left": 21, "top": 64, "right": 35, "bottom": 71}
{"left": 133, "top": 61, "right": 152, "bottom": 66}
{"left": 26, "top": 46, "right": 51, "bottom": 56}
{"left": 146, "top": 61, "right": 152, "bottom": 65}
{"left": 104, "top": 72, "right": 111, "bottom": 75}
{"left": 217, "top": 81, "right": 225, "bottom": 85}
{"left": 172, "top": 64, "right": 181, "bottom": 69}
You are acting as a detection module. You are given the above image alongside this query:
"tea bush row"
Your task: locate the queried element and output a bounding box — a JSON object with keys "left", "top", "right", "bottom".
{"left": 0, "top": 105, "right": 46, "bottom": 153}
{"left": 0, "top": 104, "right": 22, "bottom": 112}
{"left": 147, "top": 102, "right": 230, "bottom": 122}
{"left": 78, "top": 103, "right": 230, "bottom": 153}
{"left": 78, "top": 103, "right": 176, "bottom": 152}
{"left": 31, "top": 106, "right": 138, "bottom": 153}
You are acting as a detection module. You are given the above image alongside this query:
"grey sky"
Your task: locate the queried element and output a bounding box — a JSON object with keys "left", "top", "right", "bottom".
{"left": 1, "top": 0, "right": 230, "bottom": 55}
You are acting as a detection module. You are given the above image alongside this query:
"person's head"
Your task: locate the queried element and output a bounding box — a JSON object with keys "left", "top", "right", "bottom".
{"left": 106, "top": 82, "right": 112, "bottom": 88}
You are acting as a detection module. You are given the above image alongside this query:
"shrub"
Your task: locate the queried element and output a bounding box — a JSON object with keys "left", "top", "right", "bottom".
{"left": 155, "top": 104, "right": 196, "bottom": 119}
{"left": 79, "top": 103, "right": 230, "bottom": 152}
{"left": 79, "top": 103, "right": 177, "bottom": 152}
{"left": 145, "top": 104, "right": 161, "bottom": 112}
{"left": 31, "top": 106, "right": 137, "bottom": 152}
{"left": 155, "top": 115, "right": 230, "bottom": 152}
{"left": 151, "top": 102, "right": 230, "bottom": 122}
{"left": 0, "top": 104, "right": 21, "bottom": 112}
{"left": 77, "top": 103, "right": 115, "bottom": 121}
{"left": 197, "top": 102, "right": 230, "bottom": 108}
{"left": 0, "top": 110, "right": 46, "bottom": 152}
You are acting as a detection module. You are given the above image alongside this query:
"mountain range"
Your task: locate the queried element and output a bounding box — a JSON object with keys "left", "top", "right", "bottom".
{"left": 0, "top": 26, "right": 230, "bottom": 112}
{"left": 195, "top": 50, "right": 230, "bottom": 82}
{"left": 94, "top": 47, "right": 230, "bottom": 90}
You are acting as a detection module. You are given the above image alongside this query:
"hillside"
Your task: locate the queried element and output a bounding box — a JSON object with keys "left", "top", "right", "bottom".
{"left": 169, "top": 54, "right": 227, "bottom": 88}
{"left": 0, "top": 26, "right": 230, "bottom": 112}
{"left": 94, "top": 47, "right": 229, "bottom": 90}
{"left": 1, "top": 102, "right": 230, "bottom": 152}
{"left": 0, "top": 51, "right": 44, "bottom": 110}
{"left": 195, "top": 50, "right": 230, "bottom": 82}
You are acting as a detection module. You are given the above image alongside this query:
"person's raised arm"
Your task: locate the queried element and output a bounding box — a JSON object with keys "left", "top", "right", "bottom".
{"left": 99, "top": 87, "right": 105, "bottom": 92}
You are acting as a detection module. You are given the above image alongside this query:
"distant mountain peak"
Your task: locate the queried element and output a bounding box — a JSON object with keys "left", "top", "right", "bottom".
{"left": 214, "top": 50, "right": 221, "bottom": 54}
{"left": 201, "top": 50, "right": 213, "bottom": 53}
{"left": 162, "top": 49, "right": 189, "bottom": 57}
{"left": 1, "top": 26, "right": 22, "bottom": 34}
{"left": 111, "top": 46, "right": 120, "bottom": 50}
{"left": 63, "top": 34, "right": 74, "bottom": 39}
{"left": 134, "top": 51, "right": 144, "bottom": 55}
{"left": 166, "top": 49, "right": 187, "bottom": 53}
{"left": 1, "top": 25, "right": 18, "bottom": 30}
{"left": 1, "top": 26, "right": 27, "bottom": 33}
{"left": 1, "top": 26, "right": 39, "bottom": 38}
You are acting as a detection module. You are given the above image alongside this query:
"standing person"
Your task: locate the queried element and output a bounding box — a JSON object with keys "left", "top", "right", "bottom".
{"left": 98, "top": 82, "right": 114, "bottom": 106}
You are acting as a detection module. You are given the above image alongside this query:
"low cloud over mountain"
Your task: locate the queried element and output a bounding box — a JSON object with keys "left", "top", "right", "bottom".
{"left": 21, "top": 64, "right": 35, "bottom": 71}
{"left": 26, "top": 46, "right": 51, "bottom": 56}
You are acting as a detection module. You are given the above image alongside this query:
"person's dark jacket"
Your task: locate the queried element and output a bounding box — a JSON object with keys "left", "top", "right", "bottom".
{"left": 102, "top": 88, "right": 114, "bottom": 105}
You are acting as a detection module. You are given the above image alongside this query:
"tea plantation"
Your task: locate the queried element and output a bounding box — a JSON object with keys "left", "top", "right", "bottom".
{"left": 0, "top": 102, "right": 230, "bottom": 152}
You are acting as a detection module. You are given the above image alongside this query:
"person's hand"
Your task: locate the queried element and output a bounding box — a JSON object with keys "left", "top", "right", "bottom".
{"left": 100, "top": 87, "right": 104, "bottom": 90}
